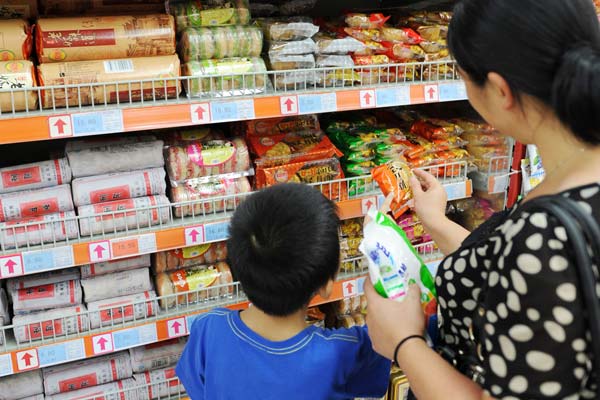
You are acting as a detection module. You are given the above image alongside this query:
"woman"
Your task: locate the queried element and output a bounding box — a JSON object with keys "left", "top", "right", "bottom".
{"left": 365, "top": 0, "right": 600, "bottom": 398}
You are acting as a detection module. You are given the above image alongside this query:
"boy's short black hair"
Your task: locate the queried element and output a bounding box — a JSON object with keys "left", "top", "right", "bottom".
{"left": 227, "top": 183, "right": 340, "bottom": 316}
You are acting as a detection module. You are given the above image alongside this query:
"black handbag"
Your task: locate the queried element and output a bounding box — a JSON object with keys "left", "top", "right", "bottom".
{"left": 436, "top": 195, "right": 600, "bottom": 398}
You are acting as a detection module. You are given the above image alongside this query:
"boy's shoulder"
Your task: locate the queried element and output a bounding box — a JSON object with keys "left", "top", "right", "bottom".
{"left": 189, "top": 308, "right": 233, "bottom": 331}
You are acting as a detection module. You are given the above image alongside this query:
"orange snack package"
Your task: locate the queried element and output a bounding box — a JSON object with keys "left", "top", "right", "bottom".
{"left": 371, "top": 161, "right": 413, "bottom": 219}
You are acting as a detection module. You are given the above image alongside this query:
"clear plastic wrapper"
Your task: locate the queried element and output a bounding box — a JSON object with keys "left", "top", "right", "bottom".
{"left": 268, "top": 38, "right": 316, "bottom": 56}
{"left": 242, "top": 115, "right": 320, "bottom": 136}
{"left": 352, "top": 54, "right": 390, "bottom": 66}
{"left": 81, "top": 254, "right": 151, "bottom": 278}
{"left": 134, "top": 366, "right": 185, "bottom": 399}
{"left": 0, "top": 59, "right": 38, "bottom": 112}
{"left": 419, "top": 40, "right": 447, "bottom": 54}
{"left": 416, "top": 25, "right": 448, "bottom": 42}
{"left": 36, "top": 15, "right": 176, "bottom": 63}
{"left": 0, "top": 184, "right": 73, "bottom": 222}
{"left": 12, "top": 279, "right": 82, "bottom": 313}
{"left": 381, "top": 27, "right": 422, "bottom": 44}
{"left": 279, "top": 0, "right": 317, "bottom": 16}
{"left": 255, "top": 18, "right": 319, "bottom": 41}
{"left": 314, "top": 34, "right": 365, "bottom": 55}
{"left": 0, "top": 1, "right": 38, "bottom": 19}
{"left": 345, "top": 13, "right": 389, "bottom": 29}
{"left": 155, "top": 262, "right": 233, "bottom": 308}
{"left": 152, "top": 242, "right": 228, "bottom": 273}
{"left": 461, "top": 131, "right": 507, "bottom": 147}
{"left": 129, "top": 337, "right": 187, "bottom": 373}
{"left": 0, "top": 158, "right": 71, "bottom": 194}
{"left": 77, "top": 195, "right": 170, "bottom": 237}
{"left": 343, "top": 27, "right": 382, "bottom": 43}
{"left": 88, "top": 291, "right": 158, "bottom": 329}
{"left": 65, "top": 135, "right": 158, "bottom": 152}
{"left": 178, "top": 26, "right": 263, "bottom": 62}
{"left": 269, "top": 53, "right": 315, "bottom": 70}
{"left": 39, "top": 0, "right": 165, "bottom": 16}
{"left": 7, "top": 267, "right": 80, "bottom": 295}
{"left": 81, "top": 267, "right": 153, "bottom": 303}
{"left": 0, "top": 211, "right": 79, "bottom": 249}
{"left": 183, "top": 57, "right": 269, "bottom": 98}
{"left": 44, "top": 378, "right": 139, "bottom": 400}
{"left": 316, "top": 55, "right": 355, "bottom": 68}
{"left": 0, "top": 370, "right": 43, "bottom": 400}
{"left": 411, "top": 119, "right": 463, "bottom": 141}
{"left": 343, "top": 149, "right": 375, "bottom": 163}
{"left": 0, "top": 19, "right": 32, "bottom": 61}
{"left": 170, "top": 176, "right": 251, "bottom": 218}
{"left": 167, "top": 0, "right": 250, "bottom": 32}
{"left": 71, "top": 168, "right": 167, "bottom": 207}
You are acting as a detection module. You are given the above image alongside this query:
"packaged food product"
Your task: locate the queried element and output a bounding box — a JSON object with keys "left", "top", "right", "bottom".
{"left": 0, "top": 288, "right": 9, "bottom": 326}
{"left": 72, "top": 168, "right": 166, "bottom": 207}
{"left": 272, "top": 69, "right": 318, "bottom": 90}
{"left": 384, "top": 42, "right": 426, "bottom": 62}
{"left": 403, "top": 223, "right": 425, "bottom": 242}
{"left": 152, "top": 242, "right": 228, "bottom": 274}
{"left": 44, "top": 378, "right": 139, "bottom": 400}
{"left": 43, "top": 352, "right": 133, "bottom": 395}
{"left": 345, "top": 13, "right": 389, "bottom": 29}
{"left": 165, "top": 137, "right": 250, "bottom": 182}
{"left": 411, "top": 119, "right": 463, "bottom": 141}
{"left": 0, "top": 1, "right": 38, "bottom": 19}
{"left": 461, "top": 130, "right": 507, "bottom": 147}
{"left": 81, "top": 255, "right": 151, "bottom": 279}
{"left": 170, "top": 176, "right": 251, "bottom": 218}
{"left": 343, "top": 149, "right": 375, "bottom": 163}
{"left": 0, "top": 211, "right": 79, "bottom": 249}
{"left": 316, "top": 55, "right": 355, "bottom": 68}
{"left": 344, "top": 161, "right": 375, "bottom": 177}
{"left": 352, "top": 54, "right": 390, "bottom": 66}
{"left": 397, "top": 212, "right": 420, "bottom": 229}
{"left": 255, "top": 18, "right": 319, "bottom": 41}
{"left": 37, "top": 55, "right": 181, "bottom": 108}
{"left": 0, "top": 158, "right": 71, "bottom": 194}
{"left": 279, "top": 0, "right": 317, "bottom": 15}
{"left": 134, "top": 366, "right": 185, "bottom": 399}
{"left": 343, "top": 27, "right": 382, "bottom": 42}
{"left": 340, "top": 237, "right": 361, "bottom": 259}
{"left": 360, "top": 209, "right": 437, "bottom": 318}
{"left": 269, "top": 53, "right": 315, "bottom": 70}
{"left": 432, "top": 136, "right": 468, "bottom": 152}
{"left": 371, "top": 161, "right": 413, "bottom": 218}
{"left": 129, "top": 337, "right": 187, "bottom": 373}
{"left": 333, "top": 298, "right": 353, "bottom": 315}
{"left": 11, "top": 305, "right": 87, "bottom": 343}
{"left": 328, "top": 129, "right": 384, "bottom": 152}
{"left": 416, "top": 25, "right": 448, "bottom": 42}
{"left": 66, "top": 135, "right": 158, "bottom": 152}
{"left": 340, "top": 218, "right": 362, "bottom": 237}
{"left": 165, "top": 128, "right": 225, "bottom": 145}
{"left": 77, "top": 195, "right": 171, "bottom": 237}
{"left": 36, "top": 15, "right": 176, "bottom": 63}
{"left": 183, "top": 57, "right": 268, "bottom": 97}
{"left": 381, "top": 27, "right": 422, "bottom": 44}
{"left": 156, "top": 262, "right": 233, "bottom": 308}
{"left": 268, "top": 38, "right": 317, "bottom": 56}
{"left": 88, "top": 291, "right": 158, "bottom": 329}
{"left": 325, "top": 115, "right": 377, "bottom": 132}
{"left": 81, "top": 268, "right": 153, "bottom": 303}
{"left": 7, "top": 267, "right": 80, "bottom": 294}
{"left": 0, "top": 370, "right": 43, "bottom": 400}
{"left": 178, "top": 26, "right": 263, "bottom": 62}
{"left": 167, "top": 0, "right": 250, "bottom": 31}
{"left": 419, "top": 39, "right": 447, "bottom": 54}
{"left": 39, "top": 0, "right": 164, "bottom": 16}
{"left": 12, "top": 280, "right": 82, "bottom": 313}
{"left": 0, "top": 184, "right": 73, "bottom": 222}
{"left": 249, "top": 130, "right": 341, "bottom": 167}
{"left": 314, "top": 34, "right": 365, "bottom": 55}
{"left": 403, "top": 133, "right": 435, "bottom": 157}
{"left": 243, "top": 114, "right": 320, "bottom": 136}
{"left": 375, "top": 142, "right": 406, "bottom": 158}
{"left": 0, "top": 59, "right": 38, "bottom": 112}
{"left": 0, "top": 19, "right": 31, "bottom": 61}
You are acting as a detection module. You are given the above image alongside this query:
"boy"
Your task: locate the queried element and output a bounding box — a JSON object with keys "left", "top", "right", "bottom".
{"left": 176, "top": 184, "right": 391, "bottom": 399}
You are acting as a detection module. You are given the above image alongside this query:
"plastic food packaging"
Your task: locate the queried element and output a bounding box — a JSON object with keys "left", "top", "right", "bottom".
{"left": 88, "top": 291, "right": 159, "bottom": 329}
{"left": 77, "top": 195, "right": 170, "bottom": 236}
{"left": 314, "top": 35, "right": 366, "bottom": 55}
{"left": 0, "top": 288, "right": 9, "bottom": 326}
{"left": 7, "top": 267, "right": 80, "bottom": 295}
{"left": 72, "top": 168, "right": 167, "bottom": 207}
{"left": 183, "top": 57, "right": 269, "bottom": 97}
{"left": 345, "top": 13, "right": 389, "bottom": 29}
{"left": 155, "top": 262, "right": 234, "bottom": 308}
{"left": 81, "top": 254, "right": 151, "bottom": 278}
{"left": 134, "top": 366, "right": 185, "bottom": 399}
{"left": 170, "top": 176, "right": 252, "bottom": 218}
{"left": 0, "top": 19, "right": 32, "bottom": 60}
{"left": 165, "top": 137, "right": 250, "bottom": 182}
{"left": 165, "top": 128, "right": 225, "bottom": 144}
{"left": 0, "top": 158, "right": 71, "bottom": 194}
{"left": 381, "top": 27, "right": 422, "bottom": 44}
{"left": 411, "top": 120, "right": 463, "bottom": 141}
{"left": 352, "top": 54, "right": 390, "bottom": 66}
{"left": 268, "top": 38, "right": 317, "bottom": 56}
{"left": 316, "top": 55, "right": 355, "bottom": 68}
{"left": 372, "top": 161, "right": 413, "bottom": 218}
{"left": 279, "top": 0, "right": 317, "bottom": 15}
{"left": 152, "top": 242, "right": 228, "bottom": 274}
{"left": 0, "top": 184, "right": 73, "bottom": 222}
{"left": 344, "top": 149, "right": 375, "bottom": 163}
{"left": 344, "top": 161, "right": 375, "bottom": 177}
{"left": 43, "top": 352, "right": 133, "bottom": 395}
{"left": 416, "top": 25, "right": 447, "bottom": 42}
{"left": 255, "top": 18, "right": 319, "bottom": 41}
{"left": 37, "top": 55, "right": 181, "bottom": 109}
{"left": 0, "top": 60, "right": 38, "bottom": 112}
{"left": 36, "top": 15, "right": 176, "bottom": 63}
{"left": 242, "top": 114, "right": 320, "bottom": 136}
{"left": 269, "top": 53, "right": 315, "bottom": 70}
{"left": 0, "top": 1, "right": 38, "bottom": 19}
{"left": 343, "top": 27, "right": 382, "bottom": 43}
{"left": 12, "top": 280, "right": 82, "bottom": 313}
{"left": 461, "top": 130, "right": 507, "bottom": 147}
{"left": 0, "top": 370, "right": 43, "bottom": 400}
{"left": 39, "top": 0, "right": 165, "bottom": 16}
{"left": 178, "top": 26, "right": 262, "bottom": 62}
{"left": 44, "top": 378, "right": 139, "bottom": 400}
{"left": 129, "top": 337, "right": 187, "bottom": 373}
{"left": 419, "top": 40, "right": 447, "bottom": 54}
{"left": 167, "top": 0, "right": 251, "bottom": 32}
{"left": 67, "top": 140, "right": 165, "bottom": 178}
{"left": 66, "top": 135, "right": 158, "bottom": 152}
{"left": 81, "top": 267, "right": 153, "bottom": 303}
{"left": 360, "top": 209, "right": 437, "bottom": 318}
{"left": 0, "top": 211, "right": 79, "bottom": 249}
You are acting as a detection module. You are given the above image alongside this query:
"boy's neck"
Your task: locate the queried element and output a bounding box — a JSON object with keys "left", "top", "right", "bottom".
{"left": 240, "top": 305, "right": 308, "bottom": 342}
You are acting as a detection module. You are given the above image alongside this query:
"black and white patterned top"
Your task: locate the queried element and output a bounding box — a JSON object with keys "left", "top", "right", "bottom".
{"left": 436, "top": 184, "right": 600, "bottom": 399}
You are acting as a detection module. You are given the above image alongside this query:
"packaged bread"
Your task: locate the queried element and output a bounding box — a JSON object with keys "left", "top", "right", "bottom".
{"left": 129, "top": 337, "right": 187, "bottom": 373}
{"left": 345, "top": 13, "right": 389, "bottom": 29}
{"left": 44, "top": 378, "right": 139, "bottom": 400}
{"left": 81, "top": 267, "right": 153, "bottom": 303}
{"left": 255, "top": 18, "right": 319, "bottom": 41}
{"left": 0, "top": 158, "right": 71, "bottom": 194}
{"left": 39, "top": 0, "right": 165, "bottom": 16}
{"left": 0, "top": 1, "right": 38, "bottom": 19}
{"left": 12, "top": 280, "right": 82, "bottom": 313}
{"left": 7, "top": 268, "right": 80, "bottom": 295}
{"left": 155, "top": 262, "right": 233, "bottom": 308}
{"left": 0, "top": 211, "right": 79, "bottom": 249}
{"left": 134, "top": 366, "right": 185, "bottom": 399}
{"left": 67, "top": 140, "right": 164, "bottom": 178}
{"left": 0, "top": 184, "right": 73, "bottom": 222}
{"left": 0, "top": 19, "right": 31, "bottom": 60}
{"left": 165, "top": 137, "right": 250, "bottom": 182}
{"left": 167, "top": 0, "right": 250, "bottom": 32}
{"left": 269, "top": 53, "right": 315, "bottom": 70}
{"left": 37, "top": 55, "right": 180, "bottom": 109}
{"left": 0, "top": 59, "right": 38, "bottom": 112}
{"left": 314, "top": 34, "right": 365, "bottom": 55}
{"left": 78, "top": 195, "right": 170, "bottom": 237}
{"left": 242, "top": 115, "right": 321, "bottom": 136}
{"left": 316, "top": 55, "right": 355, "bottom": 67}
{"left": 183, "top": 57, "right": 269, "bottom": 97}
{"left": 268, "top": 38, "right": 317, "bottom": 56}
{"left": 170, "top": 176, "right": 252, "bottom": 218}
{"left": 153, "top": 242, "right": 227, "bottom": 273}
{"left": 71, "top": 168, "right": 167, "bottom": 207}
{"left": 88, "top": 291, "right": 159, "bottom": 329}
{"left": 81, "top": 254, "right": 151, "bottom": 278}
{"left": 178, "top": 26, "right": 262, "bottom": 62}
{"left": 0, "top": 370, "right": 43, "bottom": 400}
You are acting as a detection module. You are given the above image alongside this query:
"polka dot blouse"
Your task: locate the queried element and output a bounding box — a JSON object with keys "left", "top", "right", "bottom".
{"left": 436, "top": 184, "right": 600, "bottom": 399}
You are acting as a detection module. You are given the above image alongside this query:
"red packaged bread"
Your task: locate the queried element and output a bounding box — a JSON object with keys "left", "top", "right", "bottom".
{"left": 152, "top": 241, "right": 228, "bottom": 273}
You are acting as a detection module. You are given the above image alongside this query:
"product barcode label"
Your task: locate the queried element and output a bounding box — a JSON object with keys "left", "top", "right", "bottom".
{"left": 104, "top": 60, "right": 134, "bottom": 74}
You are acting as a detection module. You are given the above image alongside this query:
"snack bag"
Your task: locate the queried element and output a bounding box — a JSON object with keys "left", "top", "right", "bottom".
{"left": 360, "top": 209, "right": 437, "bottom": 318}
{"left": 371, "top": 161, "right": 413, "bottom": 218}
{"left": 345, "top": 13, "right": 389, "bottom": 29}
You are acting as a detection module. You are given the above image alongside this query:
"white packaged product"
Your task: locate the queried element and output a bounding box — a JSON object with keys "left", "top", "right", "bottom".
{"left": 81, "top": 268, "right": 153, "bottom": 303}
{"left": 129, "top": 337, "right": 187, "bottom": 373}
{"left": 18, "top": 395, "right": 45, "bottom": 400}
{"left": 0, "top": 158, "right": 72, "bottom": 194}
{"left": 43, "top": 352, "right": 133, "bottom": 395}
{"left": 0, "top": 288, "right": 9, "bottom": 325}
{"left": 134, "top": 366, "right": 184, "bottom": 399}
{"left": 72, "top": 168, "right": 167, "bottom": 207}
{"left": 0, "top": 184, "right": 74, "bottom": 222}
{"left": 88, "top": 291, "right": 159, "bottom": 329}
{"left": 78, "top": 195, "right": 170, "bottom": 236}
{"left": 12, "top": 305, "right": 89, "bottom": 344}
{"left": 12, "top": 279, "right": 82, "bottom": 313}
{"left": 65, "top": 135, "right": 157, "bottom": 152}
{"left": 81, "top": 255, "right": 151, "bottom": 279}
{"left": 44, "top": 378, "right": 139, "bottom": 400}
{"left": 7, "top": 267, "right": 80, "bottom": 294}
{"left": 0, "top": 370, "right": 43, "bottom": 400}
{"left": 67, "top": 140, "right": 165, "bottom": 178}
{"left": 0, "top": 211, "right": 79, "bottom": 249}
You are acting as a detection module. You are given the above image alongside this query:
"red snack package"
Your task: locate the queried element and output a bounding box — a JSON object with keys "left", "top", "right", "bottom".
{"left": 371, "top": 161, "right": 413, "bottom": 219}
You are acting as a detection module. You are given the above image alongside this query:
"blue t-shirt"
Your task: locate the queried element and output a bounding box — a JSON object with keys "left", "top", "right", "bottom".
{"left": 176, "top": 308, "right": 391, "bottom": 400}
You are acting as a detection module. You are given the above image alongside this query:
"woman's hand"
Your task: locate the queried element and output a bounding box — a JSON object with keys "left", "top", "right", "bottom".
{"left": 364, "top": 278, "right": 425, "bottom": 360}
{"left": 410, "top": 169, "right": 448, "bottom": 230}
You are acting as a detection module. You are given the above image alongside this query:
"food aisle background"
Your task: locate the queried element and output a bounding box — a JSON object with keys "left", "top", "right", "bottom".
{"left": 0, "top": 0, "right": 573, "bottom": 398}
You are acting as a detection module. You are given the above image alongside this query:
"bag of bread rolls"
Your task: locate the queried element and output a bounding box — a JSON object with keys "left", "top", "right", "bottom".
{"left": 155, "top": 262, "right": 233, "bottom": 308}
{"left": 12, "top": 305, "right": 89, "bottom": 343}
{"left": 0, "top": 211, "right": 79, "bottom": 249}
{"left": 0, "top": 158, "right": 71, "bottom": 194}
{"left": 81, "top": 267, "right": 153, "bottom": 303}
{"left": 167, "top": 0, "right": 251, "bottom": 32}
{"left": 12, "top": 279, "right": 82, "bottom": 312}
{"left": 0, "top": 59, "right": 38, "bottom": 112}
{"left": 178, "top": 26, "right": 263, "bottom": 62}
{"left": 129, "top": 337, "right": 187, "bottom": 373}
{"left": 88, "top": 291, "right": 159, "bottom": 329}
{"left": 0, "top": 184, "right": 74, "bottom": 222}
{"left": 0, "top": 370, "right": 43, "bottom": 400}
{"left": 0, "top": 19, "right": 32, "bottom": 60}
{"left": 152, "top": 242, "right": 227, "bottom": 274}
{"left": 81, "top": 254, "right": 151, "bottom": 278}
{"left": 37, "top": 55, "right": 180, "bottom": 109}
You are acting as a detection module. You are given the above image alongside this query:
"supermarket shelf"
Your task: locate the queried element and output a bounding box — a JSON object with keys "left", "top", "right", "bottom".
{"left": 469, "top": 155, "right": 511, "bottom": 194}
{"left": 0, "top": 61, "right": 467, "bottom": 144}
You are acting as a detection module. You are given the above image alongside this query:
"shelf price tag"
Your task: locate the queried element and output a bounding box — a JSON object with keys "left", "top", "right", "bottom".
{"left": 71, "top": 109, "right": 124, "bottom": 137}
{"left": 190, "top": 103, "right": 211, "bottom": 124}
{"left": 298, "top": 93, "right": 337, "bottom": 114}
{"left": 0, "top": 354, "right": 13, "bottom": 377}
{"left": 16, "top": 349, "right": 39, "bottom": 371}
{"left": 113, "top": 324, "right": 157, "bottom": 350}
{"left": 38, "top": 339, "right": 85, "bottom": 367}
{"left": 361, "top": 197, "right": 377, "bottom": 215}
{"left": 375, "top": 87, "right": 410, "bottom": 107}
{"left": 445, "top": 181, "right": 471, "bottom": 201}
{"left": 204, "top": 221, "right": 230, "bottom": 242}
{"left": 356, "top": 277, "right": 366, "bottom": 295}
{"left": 489, "top": 175, "right": 509, "bottom": 194}
{"left": 210, "top": 99, "right": 255, "bottom": 122}
{"left": 439, "top": 82, "right": 467, "bottom": 102}
{"left": 22, "top": 247, "right": 74, "bottom": 275}
{"left": 110, "top": 234, "right": 156, "bottom": 259}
